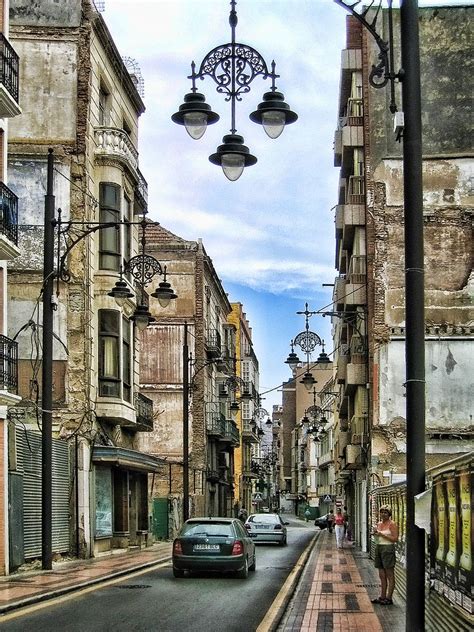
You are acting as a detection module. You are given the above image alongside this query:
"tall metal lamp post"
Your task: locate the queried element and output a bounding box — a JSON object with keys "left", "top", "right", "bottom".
{"left": 41, "top": 149, "right": 177, "bottom": 569}
{"left": 333, "top": 2, "right": 425, "bottom": 629}
{"left": 172, "top": 0, "right": 297, "bottom": 180}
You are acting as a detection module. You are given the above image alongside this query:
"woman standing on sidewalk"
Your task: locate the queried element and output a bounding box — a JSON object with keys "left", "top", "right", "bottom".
{"left": 371, "top": 505, "right": 399, "bottom": 605}
{"left": 334, "top": 508, "right": 345, "bottom": 549}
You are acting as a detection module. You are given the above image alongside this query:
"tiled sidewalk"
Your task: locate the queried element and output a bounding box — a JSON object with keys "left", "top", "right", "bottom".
{"left": 0, "top": 541, "right": 173, "bottom": 614}
{"left": 277, "top": 530, "right": 405, "bottom": 632}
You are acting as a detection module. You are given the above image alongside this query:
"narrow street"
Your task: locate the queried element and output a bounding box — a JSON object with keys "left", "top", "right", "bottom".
{"left": 1, "top": 522, "right": 315, "bottom": 632}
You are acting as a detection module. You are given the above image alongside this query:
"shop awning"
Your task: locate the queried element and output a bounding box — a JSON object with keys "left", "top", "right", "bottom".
{"left": 92, "top": 446, "right": 165, "bottom": 473}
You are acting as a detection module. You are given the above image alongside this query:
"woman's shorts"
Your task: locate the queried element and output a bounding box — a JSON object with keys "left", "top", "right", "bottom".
{"left": 374, "top": 544, "right": 396, "bottom": 569}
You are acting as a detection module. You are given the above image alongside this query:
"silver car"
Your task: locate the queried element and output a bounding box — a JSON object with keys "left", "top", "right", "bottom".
{"left": 244, "top": 512, "right": 288, "bottom": 545}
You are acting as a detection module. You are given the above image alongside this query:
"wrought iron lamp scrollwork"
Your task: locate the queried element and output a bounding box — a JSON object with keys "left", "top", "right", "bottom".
{"left": 172, "top": 0, "right": 297, "bottom": 181}
{"left": 285, "top": 302, "right": 326, "bottom": 391}
{"left": 55, "top": 210, "right": 177, "bottom": 331}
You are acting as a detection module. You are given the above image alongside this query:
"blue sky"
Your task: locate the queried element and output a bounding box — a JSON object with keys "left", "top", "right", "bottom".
{"left": 102, "top": 0, "right": 463, "bottom": 410}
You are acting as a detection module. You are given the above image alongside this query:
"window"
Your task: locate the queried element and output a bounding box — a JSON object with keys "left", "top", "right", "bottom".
{"left": 122, "top": 315, "right": 131, "bottom": 402}
{"left": 99, "top": 310, "right": 120, "bottom": 397}
{"left": 98, "top": 310, "right": 132, "bottom": 400}
{"left": 99, "top": 84, "right": 110, "bottom": 126}
{"left": 99, "top": 183, "right": 121, "bottom": 271}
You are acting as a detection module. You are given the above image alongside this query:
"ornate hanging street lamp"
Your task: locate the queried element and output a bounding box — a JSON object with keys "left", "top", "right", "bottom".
{"left": 172, "top": 0, "right": 297, "bottom": 180}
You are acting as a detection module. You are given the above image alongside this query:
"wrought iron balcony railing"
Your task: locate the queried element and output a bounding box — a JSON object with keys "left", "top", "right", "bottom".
{"left": 0, "top": 34, "right": 19, "bottom": 104}
{"left": 0, "top": 182, "right": 19, "bottom": 245}
{"left": 135, "top": 392, "right": 154, "bottom": 431}
{"left": 0, "top": 335, "right": 18, "bottom": 393}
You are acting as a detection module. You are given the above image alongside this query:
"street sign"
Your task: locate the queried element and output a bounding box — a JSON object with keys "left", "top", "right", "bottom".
{"left": 252, "top": 492, "right": 263, "bottom": 502}
{"left": 323, "top": 494, "right": 332, "bottom": 503}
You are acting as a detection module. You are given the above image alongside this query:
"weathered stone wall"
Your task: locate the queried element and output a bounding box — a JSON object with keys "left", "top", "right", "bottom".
{"left": 10, "top": 0, "right": 81, "bottom": 26}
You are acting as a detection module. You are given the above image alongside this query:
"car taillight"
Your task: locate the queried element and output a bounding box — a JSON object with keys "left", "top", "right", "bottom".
{"left": 173, "top": 540, "right": 183, "bottom": 555}
{"left": 231, "top": 540, "right": 244, "bottom": 556}
{"left": 274, "top": 524, "right": 282, "bottom": 530}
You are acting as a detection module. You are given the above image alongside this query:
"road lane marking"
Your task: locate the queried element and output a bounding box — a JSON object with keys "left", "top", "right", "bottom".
{"left": 0, "top": 561, "right": 170, "bottom": 622}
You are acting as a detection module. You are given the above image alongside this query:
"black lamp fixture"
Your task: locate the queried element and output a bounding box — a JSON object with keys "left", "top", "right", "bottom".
{"left": 285, "top": 303, "right": 323, "bottom": 391}
{"left": 106, "top": 217, "right": 177, "bottom": 329}
{"left": 172, "top": 0, "right": 297, "bottom": 181}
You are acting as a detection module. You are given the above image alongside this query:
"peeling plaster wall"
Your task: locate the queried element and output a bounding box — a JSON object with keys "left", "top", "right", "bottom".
{"left": 377, "top": 339, "right": 473, "bottom": 430}
{"left": 10, "top": 0, "right": 81, "bottom": 27}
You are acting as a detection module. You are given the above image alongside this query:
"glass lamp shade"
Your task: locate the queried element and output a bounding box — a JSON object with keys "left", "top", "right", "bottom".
{"left": 131, "top": 304, "right": 155, "bottom": 331}
{"left": 265, "top": 417, "right": 273, "bottom": 426}
{"left": 221, "top": 153, "right": 245, "bottom": 181}
{"left": 108, "top": 279, "right": 134, "bottom": 307}
{"left": 284, "top": 350, "right": 300, "bottom": 370}
{"left": 261, "top": 110, "right": 286, "bottom": 139}
{"left": 183, "top": 111, "right": 208, "bottom": 140}
{"left": 230, "top": 402, "right": 240, "bottom": 417}
{"left": 209, "top": 134, "right": 257, "bottom": 182}
{"left": 171, "top": 92, "right": 219, "bottom": 139}
{"left": 151, "top": 280, "right": 177, "bottom": 308}
{"left": 300, "top": 371, "right": 316, "bottom": 391}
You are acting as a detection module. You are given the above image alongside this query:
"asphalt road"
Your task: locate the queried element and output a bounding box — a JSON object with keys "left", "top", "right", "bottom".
{"left": 1, "top": 521, "right": 316, "bottom": 632}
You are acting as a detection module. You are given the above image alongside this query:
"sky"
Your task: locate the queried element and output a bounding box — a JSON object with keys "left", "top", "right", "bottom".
{"left": 101, "top": 0, "right": 464, "bottom": 410}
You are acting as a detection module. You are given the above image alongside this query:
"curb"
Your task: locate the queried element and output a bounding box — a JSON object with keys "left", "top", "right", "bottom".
{"left": 256, "top": 531, "right": 319, "bottom": 632}
{"left": 0, "top": 554, "right": 172, "bottom": 616}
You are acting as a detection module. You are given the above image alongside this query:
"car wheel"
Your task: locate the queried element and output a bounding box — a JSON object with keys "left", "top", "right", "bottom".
{"left": 236, "top": 557, "right": 249, "bottom": 579}
{"left": 249, "top": 554, "right": 256, "bottom": 571}
{"left": 173, "top": 567, "right": 185, "bottom": 578}
{"left": 279, "top": 536, "right": 287, "bottom": 546}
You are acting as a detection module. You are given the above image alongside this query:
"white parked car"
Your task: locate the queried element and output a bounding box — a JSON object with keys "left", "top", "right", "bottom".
{"left": 244, "top": 512, "right": 288, "bottom": 545}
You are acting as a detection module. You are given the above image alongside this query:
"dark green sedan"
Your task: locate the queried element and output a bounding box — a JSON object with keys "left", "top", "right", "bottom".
{"left": 172, "top": 517, "right": 256, "bottom": 578}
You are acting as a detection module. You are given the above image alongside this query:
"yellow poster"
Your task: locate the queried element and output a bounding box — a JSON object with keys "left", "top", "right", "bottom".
{"left": 459, "top": 470, "right": 472, "bottom": 573}
{"left": 435, "top": 481, "right": 446, "bottom": 562}
{"left": 445, "top": 477, "right": 457, "bottom": 568}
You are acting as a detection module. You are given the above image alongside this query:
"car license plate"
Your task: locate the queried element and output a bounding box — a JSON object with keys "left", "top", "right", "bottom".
{"left": 193, "top": 544, "right": 220, "bottom": 551}
{"left": 257, "top": 525, "right": 270, "bottom": 529}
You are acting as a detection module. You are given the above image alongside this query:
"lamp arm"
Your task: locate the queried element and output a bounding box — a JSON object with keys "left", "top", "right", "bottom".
{"left": 333, "top": 0, "right": 401, "bottom": 112}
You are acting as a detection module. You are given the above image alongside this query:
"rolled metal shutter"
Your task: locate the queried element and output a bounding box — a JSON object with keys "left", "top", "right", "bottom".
{"left": 16, "top": 429, "right": 70, "bottom": 559}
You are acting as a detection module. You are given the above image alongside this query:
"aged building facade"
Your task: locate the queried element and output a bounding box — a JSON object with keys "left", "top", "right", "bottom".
{"left": 7, "top": 0, "right": 156, "bottom": 567}
{"left": 138, "top": 223, "right": 243, "bottom": 533}
{"left": 332, "top": 7, "right": 473, "bottom": 551}
{"left": 227, "top": 302, "right": 260, "bottom": 515}
{"left": 0, "top": 0, "right": 21, "bottom": 576}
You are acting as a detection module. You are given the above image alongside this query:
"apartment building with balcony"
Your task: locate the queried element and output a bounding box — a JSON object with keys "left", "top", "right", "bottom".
{"left": 6, "top": 0, "right": 155, "bottom": 566}
{"left": 332, "top": 8, "right": 473, "bottom": 551}
{"left": 227, "top": 302, "right": 260, "bottom": 515}
{"left": 138, "top": 223, "right": 243, "bottom": 530}
{"left": 0, "top": 0, "right": 21, "bottom": 576}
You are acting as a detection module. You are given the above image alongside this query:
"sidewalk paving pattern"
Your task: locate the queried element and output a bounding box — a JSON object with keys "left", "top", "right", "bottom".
{"left": 0, "top": 523, "right": 406, "bottom": 632}
{"left": 277, "top": 530, "right": 405, "bottom": 632}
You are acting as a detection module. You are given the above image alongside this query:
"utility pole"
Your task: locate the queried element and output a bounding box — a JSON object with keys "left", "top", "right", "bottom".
{"left": 400, "top": 2, "right": 425, "bottom": 630}
{"left": 42, "top": 148, "right": 55, "bottom": 570}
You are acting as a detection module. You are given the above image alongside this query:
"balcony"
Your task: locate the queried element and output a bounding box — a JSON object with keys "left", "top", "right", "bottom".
{"left": 333, "top": 275, "right": 346, "bottom": 311}
{"left": 335, "top": 204, "right": 365, "bottom": 251}
{"left": 134, "top": 168, "right": 148, "bottom": 215}
{"left": 334, "top": 108, "right": 364, "bottom": 167}
{"left": 135, "top": 392, "right": 154, "bottom": 431}
{"left": 206, "top": 413, "right": 225, "bottom": 437}
{"left": 0, "top": 335, "right": 19, "bottom": 405}
{"left": 205, "top": 329, "right": 221, "bottom": 358}
{"left": 0, "top": 182, "right": 20, "bottom": 259}
{"left": 220, "top": 419, "right": 240, "bottom": 445}
{"left": 0, "top": 34, "right": 20, "bottom": 117}
{"left": 94, "top": 127, "right": 140, "bottom": 177}
{"left": 345, "top": 444, "right": 364, "bottom": 469}
{"left": 242, "top": 420, "right": 259, "bottom": 443}
{"left": 346, "top": 175, "right": 365, "bottom": 206}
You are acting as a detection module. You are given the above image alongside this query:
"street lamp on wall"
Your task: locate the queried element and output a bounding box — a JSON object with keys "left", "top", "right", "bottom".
{"left": 41, "top": 149, "right": 177, "bottom": 569}
{"left": 172, "top": 0, "right": 297, "bottom": 180}
{"left": 332, "top": 2, "right": 425, "bottom": 629}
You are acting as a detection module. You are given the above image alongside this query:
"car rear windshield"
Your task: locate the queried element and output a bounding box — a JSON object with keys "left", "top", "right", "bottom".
{"left": 181, "top": 522, "right": 234, "bottom": 537}
{"left": 248, "top": 514, "right": 279, "bottom": 524}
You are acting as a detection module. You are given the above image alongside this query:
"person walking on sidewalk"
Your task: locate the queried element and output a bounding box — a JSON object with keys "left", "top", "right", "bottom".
{"left": 334, "top": 508, "right": 345, "bottom": 549}
{"left": 327, "top": 509, "right": 334, "bottom": 533}
{"left": 371, "top": 505, "right": 399, "bottom": 605}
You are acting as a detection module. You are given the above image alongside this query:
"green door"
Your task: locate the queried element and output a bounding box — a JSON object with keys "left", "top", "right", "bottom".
{"left": 152, "top": 498, "right": 169, "bottom": 539}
